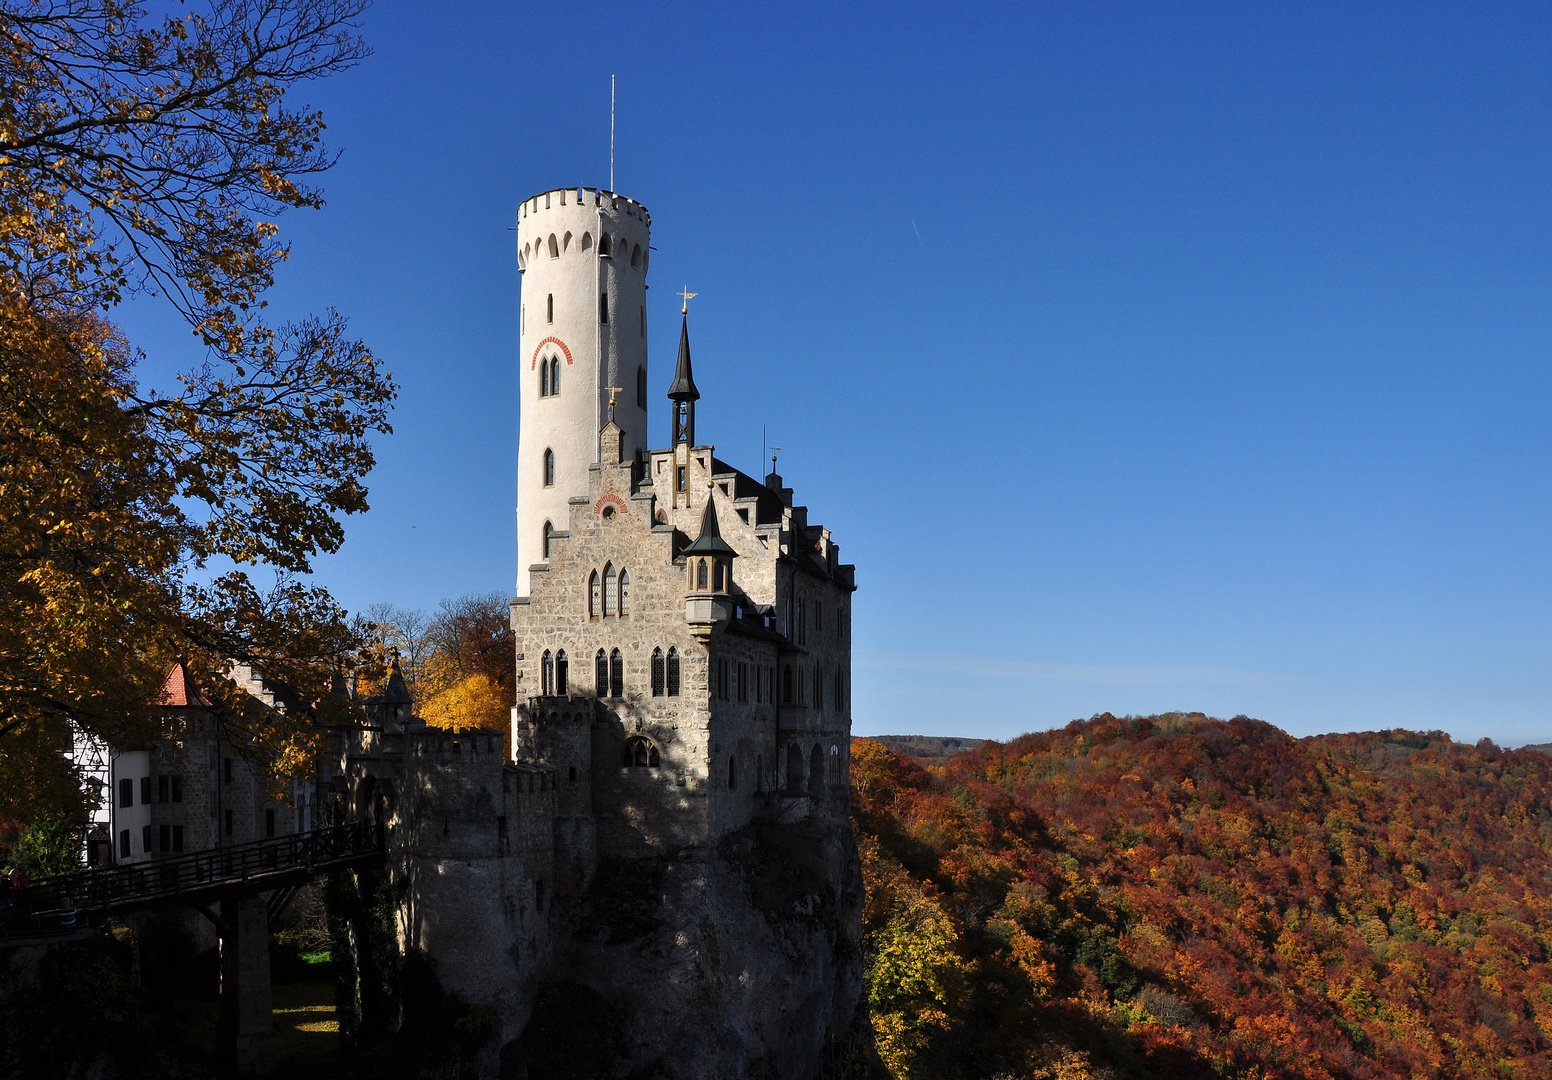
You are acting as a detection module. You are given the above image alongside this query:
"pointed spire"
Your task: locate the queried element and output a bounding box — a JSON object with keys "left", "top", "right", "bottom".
{"left": 384, "top": 658, "right": 411, "bottom": 704}
{"left": 667, "top": 315, "right": 699, "bottom": 402}
{"left": 682, "top": 493, "right": 738, "bottom": 558}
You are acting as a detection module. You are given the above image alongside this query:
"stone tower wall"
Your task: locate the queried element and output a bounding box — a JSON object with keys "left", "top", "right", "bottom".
{"left": 394, "top": 730, "right": 555, "bottom": 1046}
{"left": 516, "top": 188, "right": 651, "bottom": 596}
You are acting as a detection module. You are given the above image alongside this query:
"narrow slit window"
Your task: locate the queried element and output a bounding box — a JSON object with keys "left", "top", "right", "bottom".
{"left": 610, "top": 649, "right": 623, "bottom": 698}
{"left": 550, "top": 357, "right": 561, "bottom": 395}
{"left": 547, "top": 293, "right": 554, "bottom": 323}
{"left": 589, "top": 571, "right": 600, "bottom": 618}
{"left": 542, "top": 520, "right": 553, "bottom": 560}
{"left": 652, "top": 648, "right": 665, "bottom": 696}
{"left": 543, "top": 448, "right": 555, "bottom": 486}
{"left": 555, "top": 650, "right": 568, "bottom": 694}
{"left": 666, "top": 647, "right": 680, "bottom": 696}
{"left": 596, "top": 649, "right": 608, "bottom": 697}
{"left": 542, "top": 650, "right": 554, "bottom": 694}
{"left": 618, "top": 569, "right": 630, "bottom": 615}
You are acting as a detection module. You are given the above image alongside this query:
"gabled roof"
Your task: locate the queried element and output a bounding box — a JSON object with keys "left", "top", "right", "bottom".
{"left": 153, "top": 661, "right": 211, "bottom": 708}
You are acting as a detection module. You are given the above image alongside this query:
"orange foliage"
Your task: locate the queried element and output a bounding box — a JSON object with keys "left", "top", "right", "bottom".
{"left": 852, "top": 715, "right": 1552, "bottom": 1079}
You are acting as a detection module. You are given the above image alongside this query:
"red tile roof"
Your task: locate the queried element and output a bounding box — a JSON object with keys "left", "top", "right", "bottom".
{"left": 153, "top": 661, "right": 211, "bottom": 708}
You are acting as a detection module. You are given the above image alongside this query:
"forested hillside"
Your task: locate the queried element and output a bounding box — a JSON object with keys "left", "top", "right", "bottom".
{"left": 852, "top": 715, "right": 1552, "bottom": 1079}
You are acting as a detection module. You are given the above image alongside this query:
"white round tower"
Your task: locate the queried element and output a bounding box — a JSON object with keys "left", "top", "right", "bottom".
{"left": 515, "top": 187, "right": 651, "bottom": 596}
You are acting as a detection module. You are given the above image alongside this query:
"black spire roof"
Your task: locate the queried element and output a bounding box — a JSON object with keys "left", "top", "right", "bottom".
{"left": 667, "top": 315, "right": 700, "bottom": 401}
{"left": 682, "top": 494, "right": 738, "bottom": 558}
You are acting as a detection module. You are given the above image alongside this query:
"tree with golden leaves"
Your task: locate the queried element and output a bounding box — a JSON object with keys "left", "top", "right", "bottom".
{"left": 0, "top": 0, "right": 393, "bottom": 822}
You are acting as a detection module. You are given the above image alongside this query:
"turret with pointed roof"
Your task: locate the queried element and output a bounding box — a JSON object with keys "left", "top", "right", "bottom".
{"left": 668, "top": 314, "right": 699, "bottom": 445}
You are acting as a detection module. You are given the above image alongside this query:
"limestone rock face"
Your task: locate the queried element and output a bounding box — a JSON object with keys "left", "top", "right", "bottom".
{"left": 502, "top": 817, "right": 875, "bottom": 1080}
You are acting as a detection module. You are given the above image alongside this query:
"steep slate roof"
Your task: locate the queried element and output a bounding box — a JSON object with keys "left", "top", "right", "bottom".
{"left": 667, "top": 315, "right": 700, "bottom": 401}
{"left": 682, "top": 494, "right": 738, "bottom": 558}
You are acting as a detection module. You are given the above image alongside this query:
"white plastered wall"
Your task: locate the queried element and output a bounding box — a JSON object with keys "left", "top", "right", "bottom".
{"left": 516, "top": 188, "right": 651, "bottom": 596}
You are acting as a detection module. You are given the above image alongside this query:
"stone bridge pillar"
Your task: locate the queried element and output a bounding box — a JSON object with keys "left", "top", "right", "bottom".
{"left": 218, "top": 894, "right": 279, "bottom": 1076}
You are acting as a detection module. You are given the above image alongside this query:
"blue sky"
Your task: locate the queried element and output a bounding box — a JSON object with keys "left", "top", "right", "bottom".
{"left": 122, "top": 2, "right": 1552, "bottom": 745}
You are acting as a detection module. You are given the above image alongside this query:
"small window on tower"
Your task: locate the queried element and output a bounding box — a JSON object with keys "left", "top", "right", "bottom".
{"left": 543, "top": 449, "right": 555, "bottom": 487}
{"left": 630, "top": 244, "right": 641, "bottom": 269}
{"left": 542, "top": 521, "right": 554, "bottom": 560}
{"left": 666, "top": 648, "right": 680, "bottom": 696}
{"left": 640, "top": 306, "right": 646, "bottom": 338}
{"left": 637, "top": 366, "right": 647, "bottom": 408}
{"left": 547, "top": 293, "right": 553, "bottom": 323}
{"left": 550, "top": 357, "right": 561, "bottom": 395}
{"left": 600, "top": 292, "right": 609, "bottom": 324}
{"left": 599, "top": 234, "right": 612, "bottom": 257}
{"left": 539, "top": 359, "right": 549, "bottom": 397}
{"left": 651, "top": 648, "right": 665, "bottom": 696}
{"left": 548, "top": 234, "right": 559, "bottom": 258}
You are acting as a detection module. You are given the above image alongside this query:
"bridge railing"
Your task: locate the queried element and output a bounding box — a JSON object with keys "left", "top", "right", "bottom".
{"left": 4, "top": 821, "right": 383, "bottom": 928}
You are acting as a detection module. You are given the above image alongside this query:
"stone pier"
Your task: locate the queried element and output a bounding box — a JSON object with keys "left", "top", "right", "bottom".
{"left": 218, "top": 894, "right": 279, "bottom": 1076}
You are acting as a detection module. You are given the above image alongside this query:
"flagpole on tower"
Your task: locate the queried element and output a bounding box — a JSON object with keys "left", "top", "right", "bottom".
{"left": 610, "top": 75, "right": 616, "bottom": 191}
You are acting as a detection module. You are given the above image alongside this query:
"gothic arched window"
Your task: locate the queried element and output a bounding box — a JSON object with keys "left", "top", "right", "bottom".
{"left": 697, "top": 559, "right": 708, "bottom": 590}
{"left": 666, "top": 647, "right": 680, "bottom": 697}
{"left": 602, "top": 563, "right": 616, "bottom": 617}
{"left": 542, "top": 521, "right": 553, "bottom": 560}
{"left": 651, "top": 648, "right": 665, "bottom": 697}
{"left": 581, "top": 231, "right": 592, "bottom": 252}
{"left": 630, "top": 243, "right": 641, "bottom": 269}
{"left": 609, "top": 649, "right": 623, "bottom": 698}
{"left": 595, "top": 649, "right": 608, "bottom": 697}
{"left": 541, "top": 650, "right": 554, "bottom": 695}
{"left": 548, "top": 233, "right": 559, "bottom": 258}
{"left": 599, "top": 233, "right": 611, "bottom": 257}
{"left": 621, "top": 736, "right": 660, "bottom": 768}
{"left": 588, "top": 571, "right": 600, "bottom": 618}
{"left": 549, "top": 357, "right": 561, "bottom": 395}
{"left": 543, "top": 448, "right": 555, "bottom": 486}
{"left": 539, "top": 359, "right": 549, "bottom": 397}
{"left": 554, "top": 650, "right": 568, "bottom": 694}
{"left": 712, "top": 561, "right": 724, "bottom": 591}
{"left": 782, "top": 664, "right": 793, "bottom": 704}
{"left": 618, "top": 569, "right": 630, "bottom": 615}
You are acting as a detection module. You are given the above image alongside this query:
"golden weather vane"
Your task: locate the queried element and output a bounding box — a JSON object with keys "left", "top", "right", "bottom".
{"left": 678, "top": 287, "right": 698, "bottom": 314}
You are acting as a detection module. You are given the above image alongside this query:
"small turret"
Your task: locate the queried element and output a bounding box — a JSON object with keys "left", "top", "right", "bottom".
{"left": 684, "top": 494, "right": 737, "bottom": 641}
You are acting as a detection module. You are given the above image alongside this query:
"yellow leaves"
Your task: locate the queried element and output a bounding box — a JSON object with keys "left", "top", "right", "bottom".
{"left": 860, "top": 836, "right": 968, "bottom": 1079}
{"left": 421, "top": 673, "right": 508, "bottom": 733}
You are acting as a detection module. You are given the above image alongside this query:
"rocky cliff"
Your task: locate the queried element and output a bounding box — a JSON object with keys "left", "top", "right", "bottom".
{"left": 501, "top": 815, "right": 877, "bottom": 1080}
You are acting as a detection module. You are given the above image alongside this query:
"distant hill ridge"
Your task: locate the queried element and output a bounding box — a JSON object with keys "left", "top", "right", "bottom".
{"left": 850, "top": 713, "right": 1552, "bottom": 1079}
{"left": 868, "top": 735, "right": 985, "bottom": 762}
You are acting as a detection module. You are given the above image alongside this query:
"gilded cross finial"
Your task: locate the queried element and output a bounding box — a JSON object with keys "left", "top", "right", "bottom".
{"left": 604, "top": 385, "right": 624, "bottom": 408}
{"left": 678, "top": 287, "right": 698, "bottom": 315}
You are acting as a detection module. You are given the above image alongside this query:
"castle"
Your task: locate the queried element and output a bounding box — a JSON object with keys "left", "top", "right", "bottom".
{"left": 332, "top": 187, "right": 866, "bottom": 1075}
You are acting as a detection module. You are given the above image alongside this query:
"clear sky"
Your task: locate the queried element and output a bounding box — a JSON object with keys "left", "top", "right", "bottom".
{"left": 121, "top": 2, "right": 1552, "bottom": 746}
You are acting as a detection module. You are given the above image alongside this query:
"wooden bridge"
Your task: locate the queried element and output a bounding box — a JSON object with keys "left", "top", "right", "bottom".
{"left": 1, "top": 820, "right": 384, "bottom": 1076}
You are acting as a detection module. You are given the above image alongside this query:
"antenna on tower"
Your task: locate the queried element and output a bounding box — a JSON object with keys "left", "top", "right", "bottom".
{"left": 610, "top": 75, "right": 616, "bottom": 192}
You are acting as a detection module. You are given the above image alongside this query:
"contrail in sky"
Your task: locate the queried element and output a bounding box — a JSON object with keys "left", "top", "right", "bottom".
{"left": 911, "top": 220, "right": 924, "bottom": 247}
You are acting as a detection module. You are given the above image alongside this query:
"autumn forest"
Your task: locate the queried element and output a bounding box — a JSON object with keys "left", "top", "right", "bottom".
{"left": 852, "top": 715, "right": 1552, "bottom": 1079}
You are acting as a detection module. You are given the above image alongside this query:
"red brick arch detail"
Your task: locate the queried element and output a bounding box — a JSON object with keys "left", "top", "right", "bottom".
{"left": 593, "top": 494, "right": 628, "bottom": 517}
{"left": 530, "top": 336, "right": 575, "bottom": 370}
